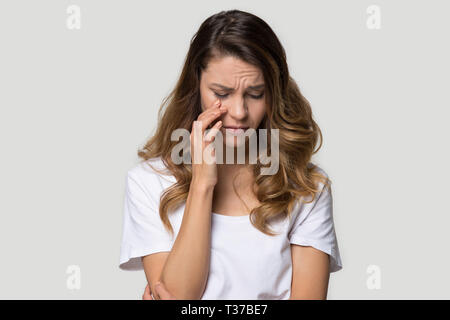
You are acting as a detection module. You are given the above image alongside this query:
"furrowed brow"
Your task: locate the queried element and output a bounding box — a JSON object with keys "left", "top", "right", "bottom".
{"left": 210, "top": 83, "right": 265, "bottom": 91}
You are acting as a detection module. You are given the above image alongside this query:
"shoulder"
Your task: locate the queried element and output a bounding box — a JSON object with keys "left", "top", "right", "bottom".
{"left": 290, "top": 164, "right": 332, "bottom": 222}
{"left": 127, "top": 157, "right": 176, "bottom": 181}
{"left": 126, "top": 157, "right": 177, "bottom": 192}
{"left": 308, "top": 163, "right": 330, "bottom": 186}
{"left": 308, "top": 163, "right": 332, "bottom": 201}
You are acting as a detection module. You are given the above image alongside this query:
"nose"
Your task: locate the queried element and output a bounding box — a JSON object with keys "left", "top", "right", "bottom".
{"left": 225, "top": 97, "right": 247, "bottom": 121}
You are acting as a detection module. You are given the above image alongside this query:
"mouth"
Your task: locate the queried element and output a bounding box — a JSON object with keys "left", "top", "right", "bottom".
{"left": 223, "top": 126, "right": 249, "bottom": 129}
{"left": 222, "top": 126, "right": 249, "bottom": 135}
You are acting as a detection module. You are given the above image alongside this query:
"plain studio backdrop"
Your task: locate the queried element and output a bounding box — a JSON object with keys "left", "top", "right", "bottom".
{"left": 0, "top": 0, "right": 449, "bottom": 299}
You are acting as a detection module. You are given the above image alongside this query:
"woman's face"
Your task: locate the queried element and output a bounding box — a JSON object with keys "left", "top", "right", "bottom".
{"left": 199, "top": 55, "right": 267, "bottom": 149}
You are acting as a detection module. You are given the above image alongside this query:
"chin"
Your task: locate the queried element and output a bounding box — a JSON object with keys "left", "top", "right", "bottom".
{"left": 223, "top": 135, "right": 247, "bottom": 148}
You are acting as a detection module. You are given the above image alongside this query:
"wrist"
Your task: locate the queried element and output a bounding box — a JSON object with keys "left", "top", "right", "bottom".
{"left": 190, "top": 179, "right": 216, "bottom": 193}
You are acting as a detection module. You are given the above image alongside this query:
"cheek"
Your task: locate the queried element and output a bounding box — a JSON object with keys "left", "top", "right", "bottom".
{"left": 201, "top": 92, "right": 217, "bottom": 112}
{"left": 251, "top": 101, "right": 267, "bottom": 121}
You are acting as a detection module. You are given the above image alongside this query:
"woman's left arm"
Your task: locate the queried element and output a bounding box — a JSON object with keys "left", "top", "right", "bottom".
{"left": 142, "top": 282, "right": 177, "bottom": 300}
{"left": 289, "top": 244, "right": 330, "bottom": 300}
{"left": 144, "top": 243, "right": 331, "bottom": 300}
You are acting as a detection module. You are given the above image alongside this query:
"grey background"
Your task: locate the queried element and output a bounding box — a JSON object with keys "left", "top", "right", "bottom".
{"left": 0, "top": 0, "right": 449, "bottom": 299}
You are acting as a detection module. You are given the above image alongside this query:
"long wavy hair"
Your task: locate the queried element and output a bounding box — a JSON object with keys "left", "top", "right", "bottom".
{"left": 137, "top": 9, "right": 331, "bottom": 237}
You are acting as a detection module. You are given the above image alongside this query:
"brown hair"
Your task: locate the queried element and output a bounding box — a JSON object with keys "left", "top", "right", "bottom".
{"left": 137, "top": 9, "right": 331, "bottom": 236}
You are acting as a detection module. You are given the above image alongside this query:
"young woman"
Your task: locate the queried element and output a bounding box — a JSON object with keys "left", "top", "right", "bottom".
{"left": 119, "top": 9, "right": 343, "bottom": 300}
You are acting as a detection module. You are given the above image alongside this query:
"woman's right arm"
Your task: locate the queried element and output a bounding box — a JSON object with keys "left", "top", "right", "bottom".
{"left": 142, "top": 183, "right": 214, "bottom": 300}
{"left": 142, "top": 99, "right": 226, "bottom": 300}
{"left": 160, "top": 181, "right": 215, "bottom": 299}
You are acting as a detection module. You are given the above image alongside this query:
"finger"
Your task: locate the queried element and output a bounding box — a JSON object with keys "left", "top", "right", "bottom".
{"left": 198, "top": 99, "right": 221, "bottom": 119}
{"left": 191, "top": 116, "right": 219, "bottom": 148}
{"left": 154, "top": 282, "right": 176, "bottom": 300}
{"left": 194, "top": 99, "right": 225, "bottom": 132}
{"left": 199, "top": 101, "right": 227, "bottom": 128}
{"left": 191, "top": 100, "right": 225, "bottom": 157}
{"left": 204, "top": 120, "right": 222, "bottom": 142}
{"left": 198, "top": 109, "right": 225, "bottom": 133}
{"left": 142, "top": 284, "right": 153, "bottom": 300}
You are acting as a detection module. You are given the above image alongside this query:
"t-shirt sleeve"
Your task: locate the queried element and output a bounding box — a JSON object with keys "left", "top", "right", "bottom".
{"left": 288, "top": 175, "right": 343, "bottom": 273}
{"left": 119, "top": 167, "right": 174, "bottom": 271}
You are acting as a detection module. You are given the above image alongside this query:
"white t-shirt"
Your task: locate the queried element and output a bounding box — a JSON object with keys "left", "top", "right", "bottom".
{"left": 119, "top": 157, "right": 342, "bottom": 299}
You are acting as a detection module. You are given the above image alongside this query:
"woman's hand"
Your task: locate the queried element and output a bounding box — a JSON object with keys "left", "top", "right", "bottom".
{"left": 190, "top": 99, "right": 226, "bottom": 188}
{"left": 142, "top": 282, "right": 178, "bottom": 300}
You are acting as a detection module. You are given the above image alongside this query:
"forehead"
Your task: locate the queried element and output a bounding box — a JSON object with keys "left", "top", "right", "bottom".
{"left": 202, "top": 55, "right": 263, "bottom": 85}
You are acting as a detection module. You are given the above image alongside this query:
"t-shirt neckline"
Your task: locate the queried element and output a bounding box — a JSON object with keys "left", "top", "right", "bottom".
{"left": 211, "top": 212, "right": 250, "bottom": 222}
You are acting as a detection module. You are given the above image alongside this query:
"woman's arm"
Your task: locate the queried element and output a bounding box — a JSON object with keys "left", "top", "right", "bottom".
{"left": 142, "top": 99, "right": 224, "bottom": 300}
{"left": 142, "top": 251, "right": 170, "bottom": 299}
{"left": 289, "top": 244, "right": 330, "bottom": 299}
{"left": 142, "top": 181, "right": 214, "bottom": 300}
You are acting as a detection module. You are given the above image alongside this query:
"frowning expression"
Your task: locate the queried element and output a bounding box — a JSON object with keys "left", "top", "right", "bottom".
{"left": 199, "top": 55, "right": 267, "bottom": 148}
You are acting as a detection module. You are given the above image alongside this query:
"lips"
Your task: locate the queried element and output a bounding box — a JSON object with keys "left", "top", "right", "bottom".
{"left": 223, "top": 126, "right": 249, "bottom": 130}
{"left": 222, "top": 126, "right": 249, "bottom": 135}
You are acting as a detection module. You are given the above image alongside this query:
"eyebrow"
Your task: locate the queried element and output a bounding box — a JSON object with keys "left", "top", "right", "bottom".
{"left": 210, "top": 83, "right": 265, "bottom": 91}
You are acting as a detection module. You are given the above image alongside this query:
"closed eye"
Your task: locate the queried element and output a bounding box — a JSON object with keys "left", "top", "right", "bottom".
{"left": 214, "top": 92, "right": 264, "bottom": 99}
{"left": 214, "top": 92, "right": 228, "bottom": 98}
